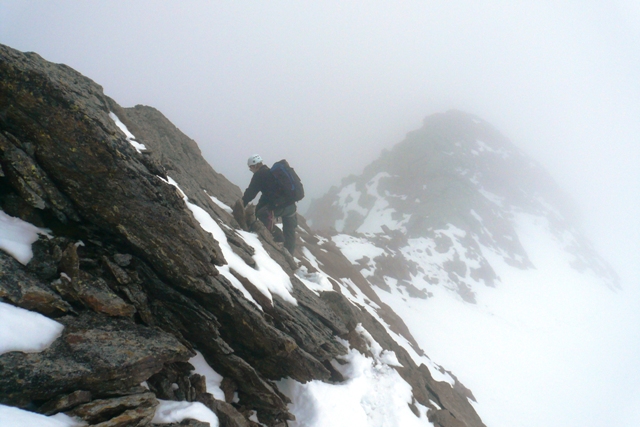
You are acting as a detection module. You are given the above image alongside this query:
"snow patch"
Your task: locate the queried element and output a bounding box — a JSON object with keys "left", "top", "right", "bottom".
{"left": 296, "top": 266, "right": 334, "bottom": 294}
{"left": 332, "top": 234, "right": 385, "bottom": 277}
{"left": 0, "top": 302, "right": 64, "bottom": 355}
{"left": 206, "top": 192, "right": 233, "bottom": 214}
{"left": 152, "top": 400, "right": 218, "bottom": 426}
{"left": 109, "top": 112, "right": 147, "bottom": 153}
{"left": 356, "top": 324, "right": 402, "bottom": 367}
{"left": 0, "top": 405, "right": 86, "bottom": 427}
{"left": 478, "top": 188, "right": 505, "bottom": 206}
{"left": 356, "top": 173, "right": 410, "bottom": 234}
{"left": 475, "top": 139, "right": 509, "bottom": 159}
{"left": 189, "top": 351, "right": 225, "bottom": 400}
{"left": 0, "top": 210, "right": 50, "bottom": 265}
{"left": 334, "top": 183, "right": 368, "bottom": 232}
{"left": 470, "top": 209, "right": 483, "bottom": 223}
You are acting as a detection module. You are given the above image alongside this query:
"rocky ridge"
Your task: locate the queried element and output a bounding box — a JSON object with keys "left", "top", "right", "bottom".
{"left": 0, "top": 44, "right": 484, "bottom": 427}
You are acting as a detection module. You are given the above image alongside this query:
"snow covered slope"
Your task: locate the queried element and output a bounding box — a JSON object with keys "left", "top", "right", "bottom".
{"left": 305, "top": 110, "right": 632, "bottom": 427}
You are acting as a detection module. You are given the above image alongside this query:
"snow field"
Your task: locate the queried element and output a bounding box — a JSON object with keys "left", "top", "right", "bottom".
{"left": 366, "top": 212, "right": 637, "bottom": 427}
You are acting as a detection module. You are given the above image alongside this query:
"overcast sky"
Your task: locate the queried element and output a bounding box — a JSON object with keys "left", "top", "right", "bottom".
{"left": 1, "top": 1, "right": 638, "bottom": 282}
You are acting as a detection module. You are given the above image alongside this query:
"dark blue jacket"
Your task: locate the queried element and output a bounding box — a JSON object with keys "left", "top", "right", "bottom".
{"left": 242, "top": 164, "right": 281, "bottom": 210}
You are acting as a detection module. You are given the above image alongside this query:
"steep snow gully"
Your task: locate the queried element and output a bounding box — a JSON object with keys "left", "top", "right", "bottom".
{"left": 0, "top": 43, "right": 633, "bottom": 427}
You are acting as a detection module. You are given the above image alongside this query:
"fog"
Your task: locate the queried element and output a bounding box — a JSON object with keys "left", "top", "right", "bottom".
{"left": 2, "top": 1, "right": 639, "bottom": 424}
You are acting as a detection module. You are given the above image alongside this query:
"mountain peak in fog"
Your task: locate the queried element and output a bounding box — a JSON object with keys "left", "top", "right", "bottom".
{"left": 307, "top": 109, "right": 620, "bottom": 302}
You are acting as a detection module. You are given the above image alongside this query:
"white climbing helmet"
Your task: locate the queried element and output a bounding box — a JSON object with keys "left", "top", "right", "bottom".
{"left": 247, "top": 154, "right": 263, "bottom": 166}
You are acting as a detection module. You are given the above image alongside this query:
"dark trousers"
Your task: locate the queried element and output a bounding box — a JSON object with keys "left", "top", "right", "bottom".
{"left": 256, "top": 204, "right": 297, "bottom": 255}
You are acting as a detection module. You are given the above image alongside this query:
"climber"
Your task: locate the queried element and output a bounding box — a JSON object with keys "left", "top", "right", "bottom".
{"left": 242, "top": 154, "right": 298, "bottom": 255}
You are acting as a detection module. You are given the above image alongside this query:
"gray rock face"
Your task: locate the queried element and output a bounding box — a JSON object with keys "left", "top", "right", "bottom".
{"left": 0, "top": 43, "right": 485, "bottom": 427}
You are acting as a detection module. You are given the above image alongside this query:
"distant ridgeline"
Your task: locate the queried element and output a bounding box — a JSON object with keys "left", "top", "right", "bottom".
{"left": 307, "top": 109, "right": 620, "bottom": 303}
{"left": 0, "top": 43, "right": 486, "bottom": 427}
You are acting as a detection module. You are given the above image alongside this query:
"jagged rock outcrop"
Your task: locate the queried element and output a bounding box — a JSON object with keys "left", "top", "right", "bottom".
{"left": 1, "top": 43, "right": 484, "bottom": 427}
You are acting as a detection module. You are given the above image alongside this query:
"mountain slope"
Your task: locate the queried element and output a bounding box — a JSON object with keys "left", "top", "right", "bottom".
{"left": 305, "top": 110, "right": 626, "bottom": 426}
{"left": 0, "top": 44, "right": 483, "bottom": 427}
{"left": 308, "top": 110, "right": 619, "bottom": 301}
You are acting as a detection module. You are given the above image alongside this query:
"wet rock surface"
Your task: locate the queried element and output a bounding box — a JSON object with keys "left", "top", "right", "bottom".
{"left": 0, "top": 43, "right": 485, "bottom": 427}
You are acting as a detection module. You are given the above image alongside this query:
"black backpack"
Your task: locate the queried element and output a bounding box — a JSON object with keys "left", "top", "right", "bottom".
{"left": 271, "top": 159, "right": 304, "bottom": 207}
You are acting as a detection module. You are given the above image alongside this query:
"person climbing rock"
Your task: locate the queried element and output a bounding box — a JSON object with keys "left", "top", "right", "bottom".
{"left": 242, "top": 154, "right": 299, "bottom": 255}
